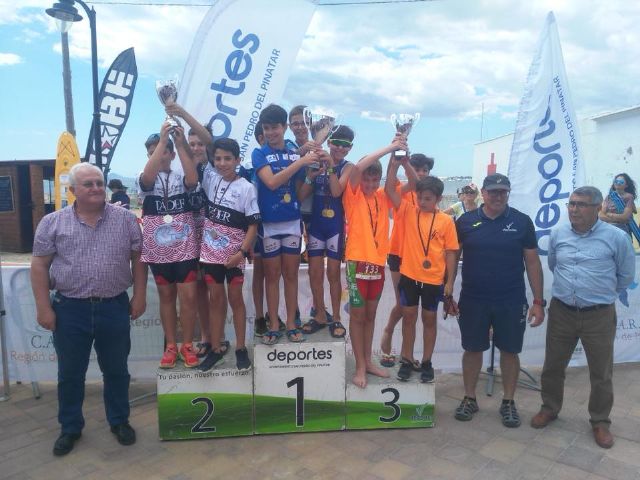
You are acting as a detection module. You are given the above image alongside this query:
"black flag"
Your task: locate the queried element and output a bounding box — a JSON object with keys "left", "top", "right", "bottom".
{"left": 85, "top": 47, "right": 138, "bottom": 176}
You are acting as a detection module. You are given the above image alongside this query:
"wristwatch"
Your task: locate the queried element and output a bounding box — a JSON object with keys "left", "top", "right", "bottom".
{"left": 533, "top": 298, "right": 547, "bottom": 307}
{"left": 327, "top": 167, "right": 335, "bottom": 175}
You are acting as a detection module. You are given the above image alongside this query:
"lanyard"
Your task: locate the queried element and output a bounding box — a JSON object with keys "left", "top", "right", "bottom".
{"left": 212, "top": 175, "right": 238, "bottom": 207}
{"left": 417, "top": 210, "right": 436, "bottom": 260}
{"left": 366, "top": 194, "right": 379, "bottom": 242}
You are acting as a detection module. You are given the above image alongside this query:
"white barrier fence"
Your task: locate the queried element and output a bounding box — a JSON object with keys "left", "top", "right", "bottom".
{"left": 2, "top": 260, "right": 639, "bottom": 383}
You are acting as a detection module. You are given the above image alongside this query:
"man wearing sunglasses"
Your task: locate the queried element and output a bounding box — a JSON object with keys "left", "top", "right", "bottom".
{"left": 531, "top": 186, "right": 635, "bottom": 449}
{"left": 452, "top": 173, "right": 545, "bottom": 428}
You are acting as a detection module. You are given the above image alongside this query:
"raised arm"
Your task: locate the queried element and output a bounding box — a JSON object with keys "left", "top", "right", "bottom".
{"left": 165, "top": 103, "right": 213, "bottom": 147}
{"left": 349, "top": 134, "right": 406, "bottom": 190}
{"left": 140, "top": 122, "right": 172, "bottom": 188}
{"left": 172, "top": 125, "right": 198, "bottom": 189}
{"left": 384, "top": 156, "right": 402, "bottom": 209}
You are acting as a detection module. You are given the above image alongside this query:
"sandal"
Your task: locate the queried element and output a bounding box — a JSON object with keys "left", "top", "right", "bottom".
{"left": 261, "top": 330, "right": 282, "bottom": 346}
{"left": 195, "top": 342, "right": 212, "bottom": 358}
{"left": 380, "top": 353, "right": 395, "bottom": 368}
{"left": 286, "top": 328, "right": 306, "bottom": 343}
{"left": 328, "top": 321, "right": 346, "bottom": 338}
{"left": 499, "top": 401, "right": 521, "bottom": 428}
{"left": 302, "top": 318, "right": 327, "bottom": 334}
{"left": 454, "top": 396, "right": 479, "bottom": 421}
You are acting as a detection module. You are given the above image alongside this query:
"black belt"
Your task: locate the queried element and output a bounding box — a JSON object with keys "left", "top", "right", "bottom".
{"left": 554, "top": 298, "right": 612, "bottom": 312}
{"left": 57, "top": 292, "right": 126, "bottom": 303}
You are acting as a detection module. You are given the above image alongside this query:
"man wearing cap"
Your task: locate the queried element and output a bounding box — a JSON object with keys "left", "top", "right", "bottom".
{"left": 531, "top": 186, "right": 635, "bottom": 449}
{"left": 107, "top": 178, "right": 131, "bottom": 210}
{"left": 451, "top": 173, "right": 545, "bottom": 428}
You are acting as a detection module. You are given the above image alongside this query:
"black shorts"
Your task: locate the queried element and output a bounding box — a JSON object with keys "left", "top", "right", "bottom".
{"left": 201, "top": 263, "right": 244, "bottom": 285}
{"left": 387, "top": 254, "right": 401, "bottom": 273}
{"left": 398, "top": 275, "right": 442, "bottom": 310}
{"left": 149, "top": 258, "right": 198, "bottom": 285}
{"left": 457, "top": 296, "right": 528, "bottom": 354}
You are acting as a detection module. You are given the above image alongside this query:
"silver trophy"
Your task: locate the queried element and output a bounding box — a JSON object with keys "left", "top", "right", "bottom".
{"left": 390, "top": 113, "right": 420, "bottom": 157}
{"left": 156, "top": 77, "right": 180, "bottom": 129}
{"left": 303, "top": 108, "right": 340, "bottom": 146}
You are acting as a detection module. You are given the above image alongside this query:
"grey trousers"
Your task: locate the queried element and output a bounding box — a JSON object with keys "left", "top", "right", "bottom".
{"left": 540, "top": 298, "right": 616, "bottom": 426}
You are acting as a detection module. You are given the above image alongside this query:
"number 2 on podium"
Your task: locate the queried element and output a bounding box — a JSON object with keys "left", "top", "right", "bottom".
{"left": 287, "top": 377, "right": 304, "bottom": 427}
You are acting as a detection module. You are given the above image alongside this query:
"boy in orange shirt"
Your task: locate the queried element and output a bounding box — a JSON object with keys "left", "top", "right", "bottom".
{"left": 344, "top": 134, "right": 406, "bottom": 388}
{"left": 380, "top": 153, "right": 433, "bottom": 368}
{"left": 385, "top": 155, "right": 459, "bottom": 382}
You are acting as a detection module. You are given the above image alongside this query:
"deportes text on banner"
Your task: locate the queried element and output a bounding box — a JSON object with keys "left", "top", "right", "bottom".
{"left": 178, "top": 0, "right": 316, "bottom": 166}
{"left": 507, "top": 12, "right": 585, "bottom": 254}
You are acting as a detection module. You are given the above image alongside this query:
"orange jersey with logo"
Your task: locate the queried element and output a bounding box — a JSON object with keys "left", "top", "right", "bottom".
{"left": 343, "top": 184, "right": 391, "bottom": 266}
{"left": 396, "top": 201, "right": 459, "bottom": 284}
{"left": 389, "top": 182, "right": 417, "bottom": 256}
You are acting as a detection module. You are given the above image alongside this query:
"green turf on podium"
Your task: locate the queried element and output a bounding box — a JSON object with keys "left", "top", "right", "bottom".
{"left": 345, "top": 357, "right": 435, "bottom": 430}
{"left": 253, "top": 328, "right": 346, "bottom": 434}
{"left": 157, "top": 350, "right": 254, "bottom": 440}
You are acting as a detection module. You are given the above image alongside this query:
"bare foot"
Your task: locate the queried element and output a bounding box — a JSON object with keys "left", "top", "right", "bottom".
{"left": 366, "top": 363, "right": 390, "bottom": 378}
{"left": 352, "top": 370, "right": 368, "bottom": 388}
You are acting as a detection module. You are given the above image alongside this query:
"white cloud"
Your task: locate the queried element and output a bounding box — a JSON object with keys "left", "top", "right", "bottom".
{"left": 7, "top": 1, "right": 640, "bottom": 119}
{"left": 0, "top": 53, "right": 22, "bottom": 66}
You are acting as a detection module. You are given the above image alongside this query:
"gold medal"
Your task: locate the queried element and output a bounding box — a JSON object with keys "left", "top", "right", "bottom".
{"left": 163, "top": 214, "right": 173, "bottom": 224}
{"left": 325, "top": 209, "right": 335, "bottom": 218}
{"left": 283, "top": 193, "right": 291, "bottom": 203}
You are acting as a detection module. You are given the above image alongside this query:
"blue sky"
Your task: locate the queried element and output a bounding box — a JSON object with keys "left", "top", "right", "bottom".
{"left": 1, "top": 0, "right": 639, "bottom": 179}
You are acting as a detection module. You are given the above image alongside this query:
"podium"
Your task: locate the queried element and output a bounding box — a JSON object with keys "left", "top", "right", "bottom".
{"left": 157, "top": 354, "right": 254, "bottom": 440}
{"left": 253, "top": 329, "right": 346, "bottom": 434}
{"left": 345, "top": 357, "right": 435, "bottom": 430}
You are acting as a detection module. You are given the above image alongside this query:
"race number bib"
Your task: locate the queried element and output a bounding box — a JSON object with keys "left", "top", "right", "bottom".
{"left": 355, "top": 262, "right": 382, "bottom": 280}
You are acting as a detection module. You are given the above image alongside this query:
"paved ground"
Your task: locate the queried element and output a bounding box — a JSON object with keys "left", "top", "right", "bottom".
{"left": 1, "top": 363, "right": 639, "bottom": 480}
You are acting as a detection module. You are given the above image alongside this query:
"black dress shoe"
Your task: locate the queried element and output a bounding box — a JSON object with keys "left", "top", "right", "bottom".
{"left": 110, "top": 423, "right": 136, "bottom": 446}
{"left": 53, "top": 432, "right": 81, "bottom": 456}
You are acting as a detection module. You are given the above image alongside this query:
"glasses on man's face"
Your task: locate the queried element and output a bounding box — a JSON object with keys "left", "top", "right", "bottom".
{"left": 329, "top": 139, "right": 353, "bottom": 148}
{"left": 566, "top": 201, "right": 598, "bottom": 209}
{"left": 80, "top": 180, "right": 105, "bottom": 189}
{"left": 486, "top": 189, "right": 509, "bottom": 197}
{"left": 290, "top": 122, "right": 305, "bottom": 128}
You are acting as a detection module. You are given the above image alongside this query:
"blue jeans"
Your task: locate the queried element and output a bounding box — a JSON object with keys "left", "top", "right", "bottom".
{"left": 52, "top": 292, "right": 131, "bottom": 434}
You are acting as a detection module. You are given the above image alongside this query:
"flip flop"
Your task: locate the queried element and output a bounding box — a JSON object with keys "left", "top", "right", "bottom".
{"left": 380, "top": 353, "right": 395, "bottom": 368}
{"left": 195, "top": 342, "right": 212, "bottom": 358}
{"left": 261, "top": 330, "right": 282, "bottom": 346}
{"left": 328, "top": 321, "right": 346, "bottom": 339}
{"left": 302, "top": 318, "right": 327, "bottom": 334}
{"left": 286, "top": 328, "right": 306, "bottom": 343}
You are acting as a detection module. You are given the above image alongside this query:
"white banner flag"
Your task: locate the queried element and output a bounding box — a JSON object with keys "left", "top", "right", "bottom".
{"left": 508, "top": 12, "right": 585, "bottom": 254}
{"left": 178, "top": 0, "right": 316, "bottom": 166}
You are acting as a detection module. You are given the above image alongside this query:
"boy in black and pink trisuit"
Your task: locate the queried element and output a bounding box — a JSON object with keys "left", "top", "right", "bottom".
{"left": 197, "top": 138, "right": 261, "bottom": 371}
{"left": 137, "top": 122, "right": 199, "bottom": 368}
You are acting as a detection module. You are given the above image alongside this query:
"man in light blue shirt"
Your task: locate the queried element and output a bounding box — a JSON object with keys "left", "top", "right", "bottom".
{"left": 531, "top": 186, "right": 635, "bottom": 449}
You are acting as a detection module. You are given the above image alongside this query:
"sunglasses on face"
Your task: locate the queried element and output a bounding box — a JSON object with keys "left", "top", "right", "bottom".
{"left": 329, "top": 139, "right": 353, "bottom": 148}
{"left": 614, "top": 179, "right": 625, "bottom": 185}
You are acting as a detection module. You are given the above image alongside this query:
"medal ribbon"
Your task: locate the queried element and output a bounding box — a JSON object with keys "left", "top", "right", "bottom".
{"left": 417, "top": 210, "right": 436, "bottom": 263}
{"left": 366, "top": 195, "right": 379, "bottom": 245}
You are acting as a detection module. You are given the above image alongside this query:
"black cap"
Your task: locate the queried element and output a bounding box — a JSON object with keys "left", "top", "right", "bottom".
{"left": 482, "top": 173, "right": 511, "bottom": 191}
{"left": 107, "top": 179, "right": 127, "bottom": 190}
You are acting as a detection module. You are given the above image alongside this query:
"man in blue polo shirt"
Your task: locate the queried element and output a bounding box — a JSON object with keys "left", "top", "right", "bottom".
{"left": 452, "top": 173, "right": 545, "bottom": 428}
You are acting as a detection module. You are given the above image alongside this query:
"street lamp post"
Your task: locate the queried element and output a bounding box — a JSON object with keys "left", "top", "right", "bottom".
{"left": 46, "top": 0, "right": 103, "bottom": 173}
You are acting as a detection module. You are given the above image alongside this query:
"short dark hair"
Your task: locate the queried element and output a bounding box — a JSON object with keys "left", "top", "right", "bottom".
{"left": 331, "top": 125, "right": 355, "bottom": 142}
{"left": 416, "top": 176, "right": 444, "bottom": 197}
{"left": 188, "top": 124, "right": 212, "bottom": 137}
{"left": 145, "top": 133, "right": 174, "bottom": 152}
{"left": 573, "top": 186, "right": 603, "bottom": 205}
{"left": 254, "top": 121, "right": 263, "bottom": 143}
{"left": 212, "top": 137, "right": 240, "bottom": 159}
{"left": 260, "top": 104, "right": 287, "bottom": 126}
{"left": 410, "top": 153, "right": 434, "bottom": 171}
{"left": 289, "top": 105, "right": 307, "bottom": 121}
{"left": 364, "top": 160, "right": 383, "bottom": 178}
